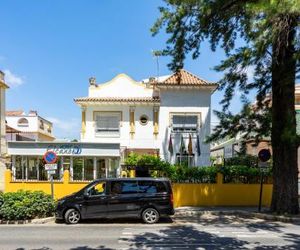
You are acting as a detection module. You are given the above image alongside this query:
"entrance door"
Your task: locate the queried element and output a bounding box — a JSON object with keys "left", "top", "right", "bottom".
{"left": 82, "top": 181, "right": 108, "bottom": 218}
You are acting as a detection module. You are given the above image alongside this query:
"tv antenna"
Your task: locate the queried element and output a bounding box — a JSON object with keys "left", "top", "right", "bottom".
{"left": 151, "top": 50, "right": 161, "bottom": 82}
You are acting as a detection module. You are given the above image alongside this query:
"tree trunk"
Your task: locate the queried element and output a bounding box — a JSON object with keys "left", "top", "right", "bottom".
{"left": 270, "top": 15, "right": 299, "bottom": 214}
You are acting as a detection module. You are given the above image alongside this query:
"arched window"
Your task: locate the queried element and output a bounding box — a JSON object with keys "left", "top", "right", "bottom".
{"left": 17, "top": 118, "right": 29, "bottom": 127}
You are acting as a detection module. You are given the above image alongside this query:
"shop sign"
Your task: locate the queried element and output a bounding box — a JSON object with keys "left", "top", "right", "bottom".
{"left": 47, "top": 145, "right": 82, "bottom": 155}
{"left": 47, "top": 170, "right": 56, "bottom": 175}
{"left": 45, "top": 164, "right": 58, "bottom": 171}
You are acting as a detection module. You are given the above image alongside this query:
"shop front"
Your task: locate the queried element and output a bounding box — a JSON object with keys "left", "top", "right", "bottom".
{"left": 7, "top": 142, "right": 120, "bottom": 182}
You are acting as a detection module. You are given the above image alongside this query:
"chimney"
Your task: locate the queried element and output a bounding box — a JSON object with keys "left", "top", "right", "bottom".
{"left": 89, "top": 77, "right": 96, "bottom": 86}
{"left": 29, "top": 110, "right": 38, "bottom": 116}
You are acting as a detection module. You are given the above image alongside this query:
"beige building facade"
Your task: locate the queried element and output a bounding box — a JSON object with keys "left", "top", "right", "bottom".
{"left": 0, "top": 71, "right": 9, "bottom": 191}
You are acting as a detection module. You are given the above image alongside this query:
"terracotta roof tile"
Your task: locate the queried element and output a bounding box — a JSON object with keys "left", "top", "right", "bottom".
{"left": 157, "top": 69, "right": 217, "bottom": 86}
{"left": 74, "top": 97, "right": 160, "bottom": 104}
{"left": 6, "top": 110, "right": 24, "bottom": 116}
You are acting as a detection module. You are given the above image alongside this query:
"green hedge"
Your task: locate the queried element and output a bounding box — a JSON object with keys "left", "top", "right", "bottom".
{"left": 0, "top": 190, "right": 56, "bottom": 220}
{"left": 224, "top": 155, "right": 259, "bottom": 167}
{"left": 124, "top": 153, "right": 272, "bottom": 183}
{"left": 220, "top": 165, "right": 273, "bottom": 184}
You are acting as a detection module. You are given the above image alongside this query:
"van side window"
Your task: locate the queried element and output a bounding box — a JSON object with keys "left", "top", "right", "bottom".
{"left": 111, "top": 181, "right": 139, "bottom": 194}
{"left": 138, "top": 181, "right": 167, "bottom": 193}
{"left": 88, "top": 182, "right": 106, "bottom": 196}
{"left": 121, "top": 181, "right": 139, "bottom": 194}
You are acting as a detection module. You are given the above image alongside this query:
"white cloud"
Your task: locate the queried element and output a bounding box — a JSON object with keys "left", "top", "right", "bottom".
{"left": 46, "top": 117, "right": 80, "bottom": 140}
{"left": 3, "top": 69, "right": 25, "bottom": 87}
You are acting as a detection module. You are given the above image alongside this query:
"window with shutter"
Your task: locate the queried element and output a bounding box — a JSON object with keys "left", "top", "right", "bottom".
{"left": 171, "top": 113, "right": 200, "bottom": 132}
{"left": 95, "top": 112, "right": 121, "bottom": 136}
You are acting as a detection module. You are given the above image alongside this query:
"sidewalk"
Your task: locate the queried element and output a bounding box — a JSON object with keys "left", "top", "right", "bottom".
{"left": 174, "top": 206, "right": 300, "bottom": 224}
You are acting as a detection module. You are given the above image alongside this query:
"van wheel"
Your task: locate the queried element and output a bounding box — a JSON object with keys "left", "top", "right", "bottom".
{"left": 142, "top": 208, "right": 159, "bottom": 224}
{"left": 65, "top": 209, "right": 81, "bottom": 224}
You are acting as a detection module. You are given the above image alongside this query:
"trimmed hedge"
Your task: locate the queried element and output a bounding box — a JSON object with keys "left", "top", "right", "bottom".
{"left": 220, "top": 165, "right": 273, "bottom": 184}
{"left": 0, "top": 190, "right": 56, "bottom": 220}
{"left": 124, "top": 153, "right": 272, "bottom": 183}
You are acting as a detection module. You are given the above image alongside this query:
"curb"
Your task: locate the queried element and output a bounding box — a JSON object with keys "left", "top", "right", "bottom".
{"left": 0, "top": 217, "right": 55, "bottom": 225}
{"left": 173, "top": 209, "right": 300, "bottom": 224}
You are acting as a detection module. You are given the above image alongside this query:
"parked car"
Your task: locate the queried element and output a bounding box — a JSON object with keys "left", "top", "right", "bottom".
{"left": 56, "top": 178, "right": 174, "bottom": 224}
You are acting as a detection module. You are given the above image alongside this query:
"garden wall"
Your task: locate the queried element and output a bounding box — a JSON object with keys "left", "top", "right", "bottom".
{"left": 4, "top": 170, "right": 272, "bottom": 207}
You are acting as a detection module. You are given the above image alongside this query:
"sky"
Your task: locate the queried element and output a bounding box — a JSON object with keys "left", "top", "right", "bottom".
{"left": 0, "top": 0, "right": 251, "bottom": 140}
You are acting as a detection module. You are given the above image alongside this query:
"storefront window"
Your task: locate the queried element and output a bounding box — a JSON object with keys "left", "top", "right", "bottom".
{"left": 15, "top": 156, "right": 25, "bottom": 180}
{"left": 27, "top": 157, "right": 38, "bottom": 180}
{"left": 96, "top": 159, "right": 106, "bottom": 179}
{"left": 73, "top": 157, "right": 84, "bottom": 181}
{"left": 38, "top": 157, "right": 48, "bottom": 181}
{"left": 51, "top": 157, "right": 63, "bottom": 180}
{"left": 84, "top": 158, "right": 94, "bottom": 180}
{"left": 14, "top": 156, "right": 63, "bottom": 181}
{"left": 108, "top": 158, "right": 119, "bottom": 178}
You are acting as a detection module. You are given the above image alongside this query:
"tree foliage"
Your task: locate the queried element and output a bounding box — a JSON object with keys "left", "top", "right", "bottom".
{"left": 152, "top": 0, "right": 300, "bottom": 214}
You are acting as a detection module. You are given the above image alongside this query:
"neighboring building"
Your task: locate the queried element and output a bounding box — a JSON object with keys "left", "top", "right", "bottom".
{"left": 0, "top": 70, "right": 9, "bottom": 191}
{"left": 211, "top": 84, "right": 299, "bottom": 175}
{"left": 211, "top": 136, "right": 271, "bottom": 164}
{"left": 6, "top": 110, "right": 55, "bottom": 141}
{"left": 75, "top": 69, "right": 217, "bottom": 172}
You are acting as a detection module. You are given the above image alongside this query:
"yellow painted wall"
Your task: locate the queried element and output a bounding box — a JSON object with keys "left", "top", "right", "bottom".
{"left": 4, "top": 170, "right": 272, "bottom": 207}
{"left": 172, "top": 183, "right": 272, "bottom": 207}
{"left": 4, "top": 170, "right": 88, "bottom": 199}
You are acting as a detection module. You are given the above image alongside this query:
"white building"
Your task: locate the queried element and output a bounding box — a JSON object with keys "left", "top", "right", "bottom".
{"left": 75, "top": 69, "right": 217, "bottom": 169}
{"left": 0, "top": 71, "right": 9, "bottom": 190}
{"left": 6, "top": 110, "right": 55, "bottom": 141}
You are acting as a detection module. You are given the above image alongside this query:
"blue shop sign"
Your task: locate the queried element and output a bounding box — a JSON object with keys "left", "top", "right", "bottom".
{"left": 47, "top": 145, "right": 82, "bottom": 155}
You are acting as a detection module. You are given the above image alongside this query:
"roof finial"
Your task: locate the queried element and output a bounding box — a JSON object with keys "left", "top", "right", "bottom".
{"left": 89, "top": 77, "right": 96, "bottom": 86}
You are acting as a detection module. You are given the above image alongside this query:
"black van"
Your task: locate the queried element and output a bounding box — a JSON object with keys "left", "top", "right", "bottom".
{"left": 56, "top": 178, "right": 175, "bottom": 224}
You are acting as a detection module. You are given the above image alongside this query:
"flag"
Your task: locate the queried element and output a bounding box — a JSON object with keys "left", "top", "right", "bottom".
{"left": 168, "top": 134, "right": 173, "bottom": 155}
{"left": 196, "top": 134, "right": 201, "bottom": 156}
{"left": 188, "top": 134, "right": 193, "bottom": 155}
{"left": 180, "top": 134, "right": 186, "bottom": 154}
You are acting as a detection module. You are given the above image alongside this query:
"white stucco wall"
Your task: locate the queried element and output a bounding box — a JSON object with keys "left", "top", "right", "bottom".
{"left": 82, "top": 104, "right": 159, "bottom": 150}
{"left": 6, "top": 116, "right": 39, "bottom": 132}
{"left": 158, "top": 89, "right": 211, "bottom": 166}
{"left": 89, "top": 74, "right": 154, "bottom": 98}
{"left": 6, "top": 115, "right": 54, "bottom": 140}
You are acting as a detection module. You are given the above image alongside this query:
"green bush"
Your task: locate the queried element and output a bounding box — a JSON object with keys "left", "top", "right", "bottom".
{"left": 220, "top": 165, "right": 272, "bottom": 183}
{"left": 224, "top": 155, "right": 259, "bottom": 167}
{"left": 159, "top": 165, "right": 218, "bottom": 183}
{"left": 124, "top": 153, "right": 162, "bottom": 168}
{"left": 0, "top": 190, "right": 56, "bottom": 220}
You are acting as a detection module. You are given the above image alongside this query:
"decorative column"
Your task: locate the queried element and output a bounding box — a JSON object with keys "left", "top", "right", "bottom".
{"left": 153, "top": 106, "right": 159, "bottom": 139}
{"left": 81, "top": 107, "right": 86, "bottom": 139}
{"left": 129, "top": 106, "right": 135, "bottom": 139}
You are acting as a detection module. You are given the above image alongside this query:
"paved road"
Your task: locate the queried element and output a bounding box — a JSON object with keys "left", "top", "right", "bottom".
{"left": 0, "top": 215, "right": 300, "bottom": 249}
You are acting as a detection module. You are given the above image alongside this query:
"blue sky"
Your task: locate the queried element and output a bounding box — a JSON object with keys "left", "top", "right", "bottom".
{"left": 0, "top": 0, "right": 249, "bottom": 139}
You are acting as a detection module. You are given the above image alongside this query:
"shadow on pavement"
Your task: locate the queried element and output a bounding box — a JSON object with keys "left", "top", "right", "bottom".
{"left": 122, "top": 224, "right": 300, "bottom": 250}
{"left": 175, "top": 213, "right": 285, "bottom": 233}
{"left": 56, "top": 216, "right": 173, "bottom": 225}
{"left": 123, "top": 224, "right": 248, "bottom": 249}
